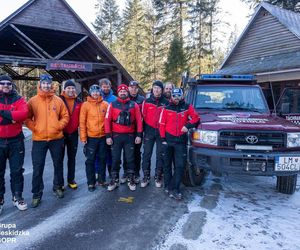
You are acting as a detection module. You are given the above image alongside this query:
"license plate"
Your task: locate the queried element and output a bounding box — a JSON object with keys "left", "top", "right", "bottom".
{"left": 275, "top": 157, "right": 300, "bottom": 171}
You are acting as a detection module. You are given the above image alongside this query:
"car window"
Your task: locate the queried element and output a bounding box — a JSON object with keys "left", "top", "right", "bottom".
{"left": 277, "top": 88, "right": 300, "bottom": 114}
{"left": 195, "top": 86, "right": 269, "bottom": 112}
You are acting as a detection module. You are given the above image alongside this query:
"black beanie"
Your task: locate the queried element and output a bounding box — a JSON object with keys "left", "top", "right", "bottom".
{"left": 152, "top": 80, "right": 163, "bottom": 90}
{"left": 64, "top": 80, "right": 76, "bottom": 89}
{"left": 0, "top": 75, "right": 13, "bottom": 82}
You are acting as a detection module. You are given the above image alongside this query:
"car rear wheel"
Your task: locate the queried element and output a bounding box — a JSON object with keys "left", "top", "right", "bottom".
{"left": 276, "top": 174, "right": 297, "bottom": 194}
{"left": 182, "top": 163, "right": 205, "bottom": 187}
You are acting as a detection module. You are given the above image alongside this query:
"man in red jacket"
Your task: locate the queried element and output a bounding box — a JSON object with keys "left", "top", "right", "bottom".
{"left": 105, "top": 84, "right": 143, "bottom": 191}
{"left": 159, "top": 88, "right": 199, "bottom": 200}
{"left": 141, "top": 80, "right": 168, "bottom": 188}
{"left": 60, "top": 80, "right": 82, "bottom": 190}
{"left": 0, "top": 75, "right": 29, "bottom": 214}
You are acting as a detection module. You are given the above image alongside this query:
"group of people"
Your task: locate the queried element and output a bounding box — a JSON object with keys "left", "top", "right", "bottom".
{"left": 0, "top": 73, "right": 199, "bottom": 214}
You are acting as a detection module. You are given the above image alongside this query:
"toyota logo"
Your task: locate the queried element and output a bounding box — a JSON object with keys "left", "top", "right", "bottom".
{"left": 245, "top": 135, "right": 259, "bottom": 144}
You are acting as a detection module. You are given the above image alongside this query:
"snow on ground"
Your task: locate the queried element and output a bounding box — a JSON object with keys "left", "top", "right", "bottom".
{"left": 5, "top": 192, "right": 98, "bottom": 250}
{"left": 157, "top": 174, "right": 300, "bottom": 250}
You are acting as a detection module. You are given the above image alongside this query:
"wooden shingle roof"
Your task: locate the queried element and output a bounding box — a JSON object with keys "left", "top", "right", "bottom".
{"left": 218, "top": 2, "right": 300, "bottom": 75}
{"left": 0, "top": 0, "right": 133, "bottom": 85}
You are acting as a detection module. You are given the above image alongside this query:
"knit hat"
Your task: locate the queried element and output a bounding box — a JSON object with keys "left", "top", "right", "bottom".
{"left": 129, "top": 80, "right": 139, "bottom": 87}
{"left": 117, "top": 84, "right": 129, "bottom": 93}
{"left": 40, "top": 74, "right": 52, "bottom": 83}
{"left": 171, "top": 88, "right": 183, "bottom": 98}
{"left": 64, "top": 80, "right": 76, "bottom": 89}
{"left": 152, "top": 80, "right": 163, "bottom": 90}
{"left": 89, "top": 84, "right": 100, "bottom": 95}
{"left": 0, "top": 75, "right": 13, "bottom": 82}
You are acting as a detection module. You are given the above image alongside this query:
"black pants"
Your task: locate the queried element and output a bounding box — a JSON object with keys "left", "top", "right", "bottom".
{"left": 123, "top": 142, "right": 142, "bottom": 177}
{"left": 162, "top": 141, "right": 187, "bottom": 193}
{"left": 84, "top": 137, "right": 106, "bottom": 186}
{"left": 31, "top": 138, "right": 64, "bottom": 198}
{"left": 95, "top": 145, "right": 112, "bottom": 181}
{"left": 0, "top": 137, "right": 25, "bottom": 200}
{"left": 63, "top": 131, "right": 78, "bottom": 183}
{"left": 111, "top": 133, "right": 135, "bottom": 180}
{"left": 142, "top": 131, "right": 163, "bottom": 177}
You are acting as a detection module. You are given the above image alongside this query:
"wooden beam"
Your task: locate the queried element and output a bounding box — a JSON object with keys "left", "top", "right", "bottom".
{"left": 2, "top": 65, "right": 20, "bottom": 77}
{"left": 10, "top": 24, "right": 53, "bottom": 59}
{"left": 21, "top": 67, "right": 35, "bottom": 76}
{"left": 0, "top": 55, "right": 116, "bottom": 69}
{"left": 54, "top": 36, "right": 88, "bottom": 59}
{"left": 14, "top": 33, "right": 46, "bottom": 59}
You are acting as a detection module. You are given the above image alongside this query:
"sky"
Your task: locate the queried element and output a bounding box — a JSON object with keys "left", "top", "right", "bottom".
{"left": 0, "top": 0, "right": 252, "bottom": 51}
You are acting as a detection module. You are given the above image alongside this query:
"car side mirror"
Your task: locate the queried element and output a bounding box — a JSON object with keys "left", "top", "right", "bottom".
{"left": 281, "top": 103, "right": 290, "bottom": 114}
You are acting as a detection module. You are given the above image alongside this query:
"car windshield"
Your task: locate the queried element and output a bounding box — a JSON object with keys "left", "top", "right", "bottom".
{"left": 195, "top": 86, "right": 269, "bottom": 112}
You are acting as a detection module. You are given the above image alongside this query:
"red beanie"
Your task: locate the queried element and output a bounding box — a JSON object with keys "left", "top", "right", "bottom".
{"left": 117, "top": 84, "right": 129, "bottom": 93}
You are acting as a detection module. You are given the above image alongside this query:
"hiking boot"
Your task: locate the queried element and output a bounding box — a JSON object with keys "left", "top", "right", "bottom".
{"left": 140, "top": 176, "right": 150, "bottom": 188}
{"left": 120, "top": 174, "right": 128, "bottom": 184}
{"left": 68, "top": 181, "right": 78, "bottom": 190}
{"left": 13, "top": 197, "right": 28, "bottom": 211}
{"left": 134, "top": 176, "right": 140, "bottom": 184}
{"left": 169, "top": 191, "right": 183, "bottom": 200}
{"left": 31, "top": 197, "right": 41, "bottom": 208}
{"left": 53, "top": 188, "right": 64, "bottom": 199}
{"left": 0, "top": 198, "right": 4, "bottom": 214}
{"left": 88, "top": 185, "right": 96, "bottom": 192}
{"left": 107, "top": 179, "right": 119, "bottom": 191}
{"left": 128, "top": 178, "right": 136, "bottom": 191}
{"left": 155, "top": 175, "right": 163, "bottom": 188}
{"left": 97, "top": 180, "right": 108, "bottom": 187}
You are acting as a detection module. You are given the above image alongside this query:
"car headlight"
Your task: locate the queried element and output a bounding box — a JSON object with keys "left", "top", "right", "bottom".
{"left": 192, "top": 130, "right": 218, "bottom": 146}
{"left": 287, "top": 133, "right": 300, "bottom": 148}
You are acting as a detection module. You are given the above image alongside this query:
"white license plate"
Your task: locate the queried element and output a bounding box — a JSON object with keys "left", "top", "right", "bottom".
{"left": 275, "top": 157, "right": 300, "bottom": 171}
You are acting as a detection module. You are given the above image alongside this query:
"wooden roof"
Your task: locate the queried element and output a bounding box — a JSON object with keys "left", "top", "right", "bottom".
{"left": 0, "top": 0, "right": 133, "bottom": 86}
{"left": 218, "top": 2, "right": 300, "bottom": 75}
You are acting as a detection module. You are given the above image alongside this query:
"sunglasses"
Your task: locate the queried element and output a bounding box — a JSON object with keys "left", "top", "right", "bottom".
{"left": 172, "top": 94, "right": 182, "bottom": 98}
{"left": 0, "top": 81, "right": 12, "bottom": 86}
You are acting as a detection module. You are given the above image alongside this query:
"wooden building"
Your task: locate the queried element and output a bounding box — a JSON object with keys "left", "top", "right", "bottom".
{"left": 0, "top": 0, "right": 133, "bottom": 89}
{"left": 218, "top": 2, "right": 300, "bottom": 104}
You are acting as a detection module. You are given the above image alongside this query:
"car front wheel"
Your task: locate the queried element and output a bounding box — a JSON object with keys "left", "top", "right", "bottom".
{"left": 276, "top": 174, "right": 297, "bottom": 194}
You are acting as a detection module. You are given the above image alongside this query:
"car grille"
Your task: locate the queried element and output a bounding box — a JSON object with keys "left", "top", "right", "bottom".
{"left": 219, "top": 131, "right": 285, "bottom": 149}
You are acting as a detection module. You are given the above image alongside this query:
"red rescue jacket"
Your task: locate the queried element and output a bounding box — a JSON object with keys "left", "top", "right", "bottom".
{"left": 0, "top": 90, "right": 28, "bottom": 139}
{"left": 159, "top": 100, "right": 199, "bottom": 143}
{"left": 142, "top": 94, "right": 168, "bottom": 134}
{"left": 105, "top": 97, "right": 143, "bottom": 137}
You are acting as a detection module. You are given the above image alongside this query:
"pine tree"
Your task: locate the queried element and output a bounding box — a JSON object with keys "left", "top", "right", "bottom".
{"left": 164, "top": 37, "right": 187, "bottom": 84}
{"left": 116, "top": 0, "right": 151, "bottom": 88}
{"left": 93, "top": 0, "right": 121, "bottom": 51}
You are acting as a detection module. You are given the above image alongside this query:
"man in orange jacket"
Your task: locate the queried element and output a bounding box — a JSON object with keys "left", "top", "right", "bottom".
{"left": 79, "top": 85, "right": 108, "bottom": 192}
{"left": 25, "top": 74, "right": 69, "bottom": 208}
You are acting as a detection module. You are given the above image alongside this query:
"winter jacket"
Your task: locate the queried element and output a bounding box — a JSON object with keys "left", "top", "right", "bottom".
{"left": 142, "top": 94, "right": 168, "bottom": 134}
{"left": 25, "top": 85, "right": 69, "bottom": 141}
{"left": 0, "top": 90, "right": 28, "bottom": 139}
{"left": 101, "top": 89, "right": 117, "bottom": 104}
{"left": 105, "top": 97, "right": 143, "bottom": 138}
{"left": 79, "top": 96, "right": 108, "bottom": 142}
{"left": 60, "top": 92, "right": 82, "bottom": 135}
{"left": 159, "top": 100, "right": 199, "bottom": 143}
{"left": 130, "top": 94, "right": 145, "bottom": 110}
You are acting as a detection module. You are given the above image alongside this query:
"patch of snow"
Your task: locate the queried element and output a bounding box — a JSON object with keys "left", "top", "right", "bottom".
{"left": 158, "top": 174, "right": 300, "bottom": 250}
